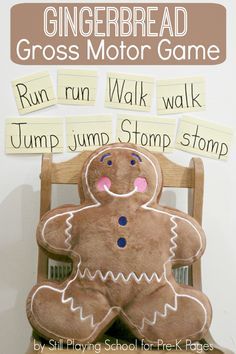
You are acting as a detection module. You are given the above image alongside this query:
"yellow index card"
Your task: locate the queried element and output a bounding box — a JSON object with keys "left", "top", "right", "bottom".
{"left": 66, "top": 115, "right": 113, "bottom": 152}
{"left": 5, "top": 117, "right": 64, "bottom": 154}
{"left": 157, "top": 77, "right": 205, "bottom": 115}
{"left": 175, "top": 116, "right": 234, "bottom": 160}
{"left": 105, "top": 73, "right": 154, "bottom": 112}
{"left": 12, "top": 72, "right": 56, "bottom": 115}
{"left": 58, "top": 70, "right": 97, "bottom": 105}
{"left": 116, "top": 115, "right": 177, "bottom": 152}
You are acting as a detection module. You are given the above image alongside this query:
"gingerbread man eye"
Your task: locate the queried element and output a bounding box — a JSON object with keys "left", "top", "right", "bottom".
{"left": 107, "top": 160, "right": 112, "bottom": 166}
{"left": 130, "top": 153, "right": 142, "bottom": 165}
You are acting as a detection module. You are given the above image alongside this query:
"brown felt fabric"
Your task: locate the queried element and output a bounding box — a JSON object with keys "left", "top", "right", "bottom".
{"left": 27, "top": 143, "right": 212, "bottom": 345}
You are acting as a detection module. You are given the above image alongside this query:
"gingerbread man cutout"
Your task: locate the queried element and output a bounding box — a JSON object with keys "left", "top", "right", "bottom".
{"left": 27, "top": 143, "right": 212, "bottom": 345}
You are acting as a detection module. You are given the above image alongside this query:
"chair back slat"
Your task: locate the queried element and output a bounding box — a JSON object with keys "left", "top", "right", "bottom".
{"left": 46, "top": 152, "right": 194, "bottom": 188}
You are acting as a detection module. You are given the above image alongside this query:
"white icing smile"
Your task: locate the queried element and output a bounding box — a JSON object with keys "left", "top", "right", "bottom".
{"left": 104, "top": 184, "right": 138, "bottom": 198}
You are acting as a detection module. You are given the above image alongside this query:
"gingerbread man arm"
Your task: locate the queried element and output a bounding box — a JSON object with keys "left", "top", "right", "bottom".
{"left": 37, "top": 205, "right": 79, "bottom": 256}
{"left": 169, "top": 210, "right": 206, "bottom": 266}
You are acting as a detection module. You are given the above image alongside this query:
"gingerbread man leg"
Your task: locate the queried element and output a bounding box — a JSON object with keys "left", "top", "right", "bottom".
{"left": 123, "top": 281, "right": 212, "bottom": 345}
{"left": 27, "top": 281, "right": 117, "bottom": 343}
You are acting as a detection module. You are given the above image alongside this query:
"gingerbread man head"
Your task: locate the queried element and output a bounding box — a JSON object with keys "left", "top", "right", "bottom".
{"left": 82, "top": 143, "right": 163, "bottom": 206}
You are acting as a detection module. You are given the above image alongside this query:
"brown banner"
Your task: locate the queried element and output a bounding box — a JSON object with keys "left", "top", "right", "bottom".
{"left": 11, "top": 3, "right": 226, "bottom": 65}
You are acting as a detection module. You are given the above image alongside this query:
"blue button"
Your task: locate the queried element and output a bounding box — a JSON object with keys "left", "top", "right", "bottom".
{"left": 118, "top": 216, "right": 127, "bottom": 226}
{"left": 117, "top": 237, "right": 126, "bottom": 248}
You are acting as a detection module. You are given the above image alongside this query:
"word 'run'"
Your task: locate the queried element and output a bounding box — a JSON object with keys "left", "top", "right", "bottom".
{"left": 16, "top": 83, "right": 49, "bottom": 108}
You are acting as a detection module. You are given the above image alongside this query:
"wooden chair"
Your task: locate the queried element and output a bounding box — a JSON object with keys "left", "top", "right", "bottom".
{"left": 26, "top": 151, "right": 232, "bottom": 354}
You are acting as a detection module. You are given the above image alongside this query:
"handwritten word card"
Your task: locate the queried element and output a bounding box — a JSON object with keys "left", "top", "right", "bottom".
{"left": 116, "top": 115, "right": 177, "bottom": 152}
{"left": 66, "top": 115, "right": 113, "bottom": 152}
{"left": 157, "top": 77, "right": 205, "bottom": 115}
{"left": 58, "top": 70, "right": 97, "bottom": 105}
{"left": 105, "top": 73, "right": 154, "bottom": 112}
{"left": 176, "top": 116, "right": 233, "bottom": 160}
{"left": 5, "top": 118, "right": 64, "bottom": 154}
{"left": 12, "top": 72, "right": 56, "bottom": 115}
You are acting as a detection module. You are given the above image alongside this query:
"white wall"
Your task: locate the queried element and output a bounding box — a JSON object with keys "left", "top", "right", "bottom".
{"left": 0, "top": 1, "right": 235, "bottom": 353}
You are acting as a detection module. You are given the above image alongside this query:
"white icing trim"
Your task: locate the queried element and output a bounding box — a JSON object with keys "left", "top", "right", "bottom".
{"left": 176, "top": 293, "right": 208, "bottom": 332}
{"left": 78, "top": 266, "right": 164, "bottom": 284}
{"left": 138, "top": 270, "right": 207, "bottom": 334}
{"left": 31, "top": 145, "right": 208, "bottom": 343}
{"left": 140, "top": 294, "right": 178, "bottom": 330}
{"left": 41, "top": 204, "right": 100, "bottom": 253}
{"left": 169, "top": 217, "right": 178, "bottom": 261}
{"left": 65, "top": 213, "right": 74, "bottom": 247}
{"left": 142, "top": 205, "right": 203, "bottom": 263}
{"left": 104, "top": 184, "right": 138, "bottom": 198}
